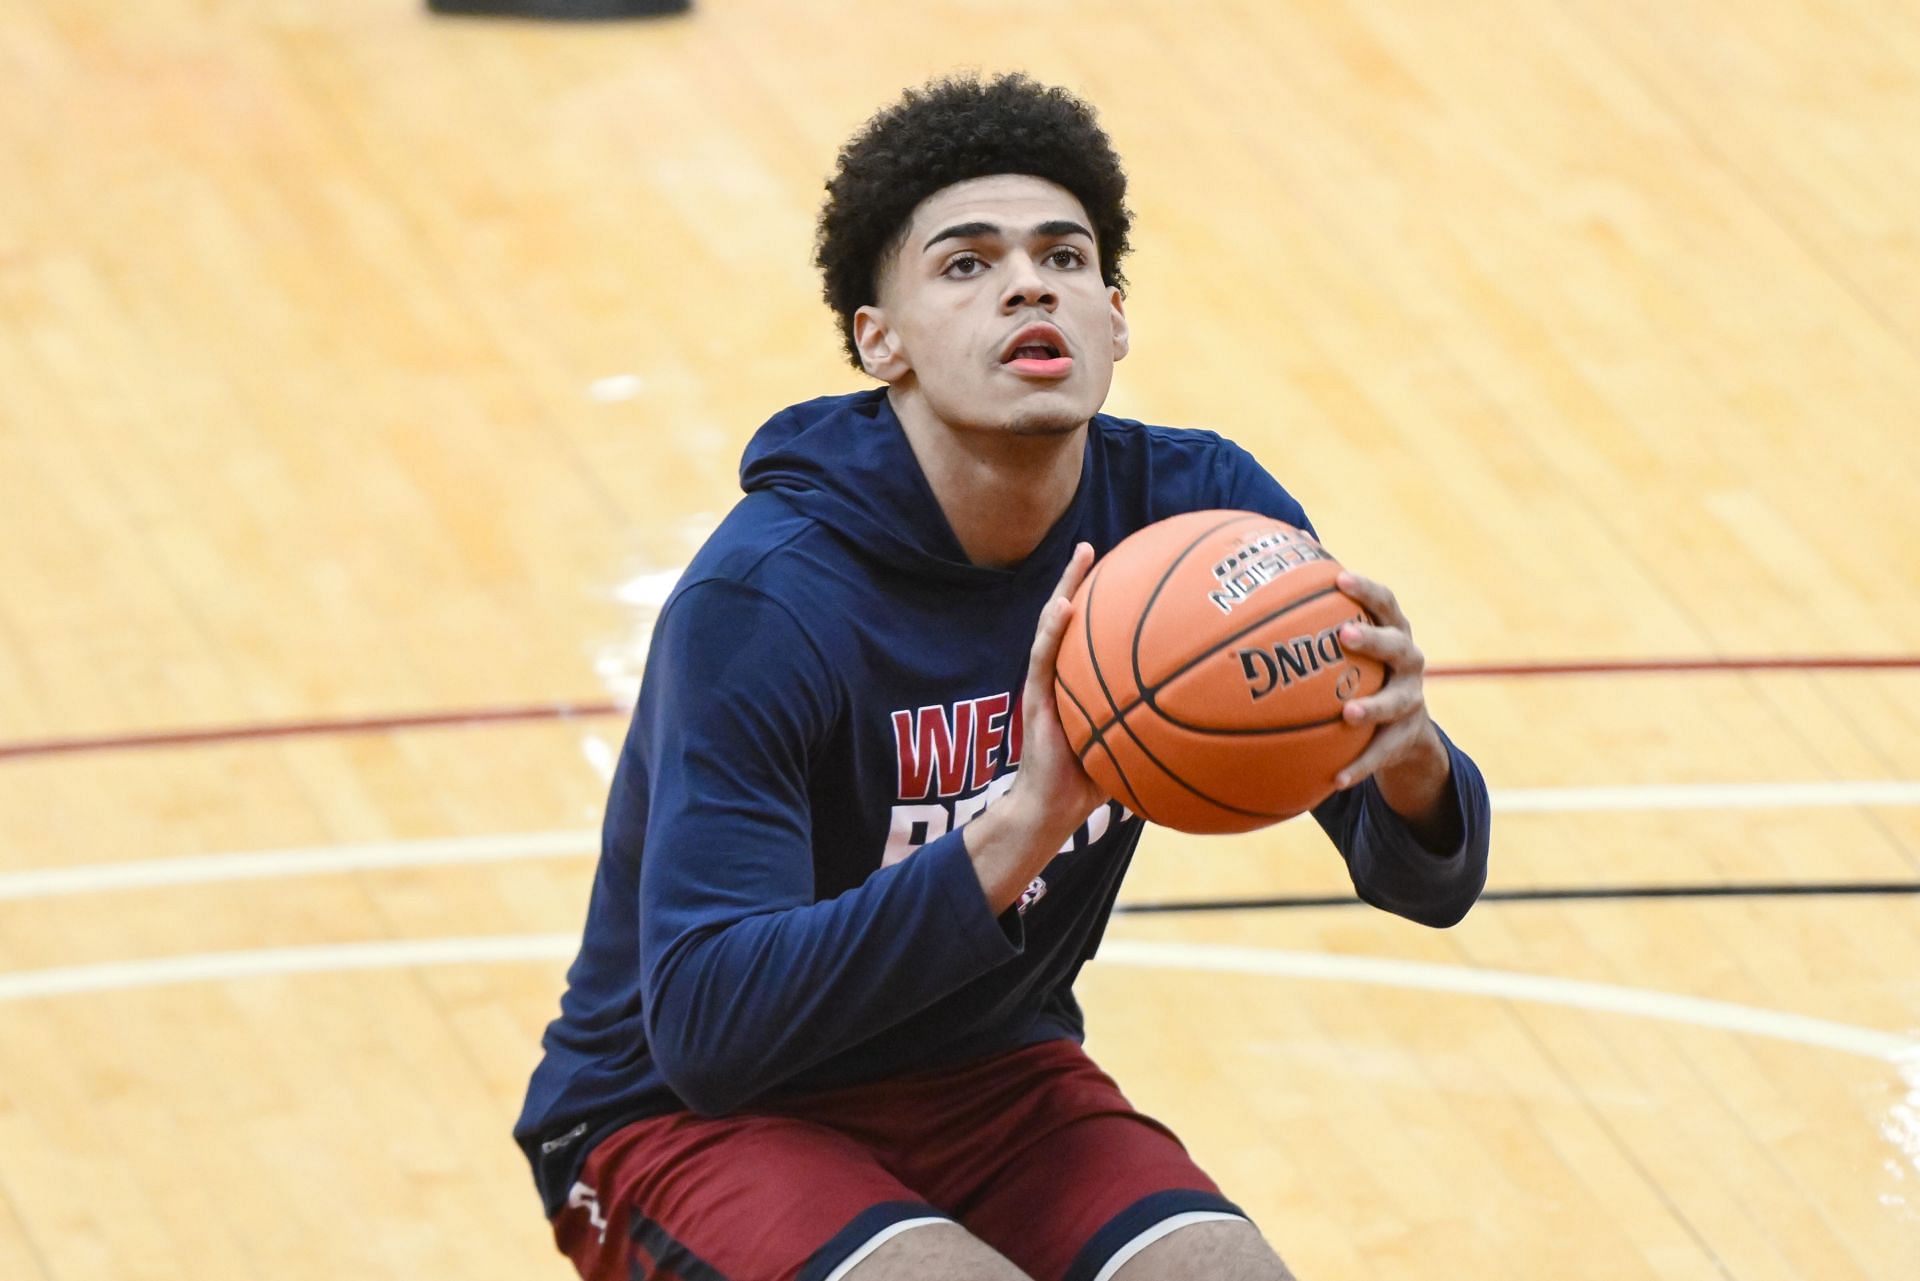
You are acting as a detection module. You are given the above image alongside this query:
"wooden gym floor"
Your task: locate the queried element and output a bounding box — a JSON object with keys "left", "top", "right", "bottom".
{"left": 2, "top": 1, "right": 1918, "bottom": 1277}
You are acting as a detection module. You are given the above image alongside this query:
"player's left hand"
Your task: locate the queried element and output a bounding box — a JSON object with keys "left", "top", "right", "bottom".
{"left": 1329, "top": 571, "right": 1452, "bottom": 820}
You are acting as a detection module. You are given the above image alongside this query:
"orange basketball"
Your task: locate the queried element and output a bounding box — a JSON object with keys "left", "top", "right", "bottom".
{"left": 1053, "top": 510, "right": 1386, "bottom": 834}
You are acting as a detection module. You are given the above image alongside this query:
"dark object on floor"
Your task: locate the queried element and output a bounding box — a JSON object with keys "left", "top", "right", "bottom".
{"left": 427, "top": 0, "right": 690, "bottom": 18}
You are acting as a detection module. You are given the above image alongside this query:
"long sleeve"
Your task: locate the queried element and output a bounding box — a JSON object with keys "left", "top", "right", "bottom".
{"left": 1310, "top": 726, "right": 1490, "bottom": 927}
{"left": 628, "top": 579, "right": 1022, "bottom": 1116}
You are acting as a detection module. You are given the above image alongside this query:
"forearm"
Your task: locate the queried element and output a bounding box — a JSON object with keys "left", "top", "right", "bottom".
{"left": 961, "top": 798, "right": 1083, "bottom": 913}
{"left": 1370, "top": 721, "right": 1464, "bottom": 854}
{"left": 1315, "top": 725, "right": 1490, "bottom": 927}
{"left": 644, "top": 830, "right": 1019, "bottom": 1114}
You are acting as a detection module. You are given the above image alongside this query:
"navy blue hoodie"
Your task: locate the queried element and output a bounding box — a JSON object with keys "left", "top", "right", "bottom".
{"left": 515, "top": 388, "right": 1491, "bottom": 1214}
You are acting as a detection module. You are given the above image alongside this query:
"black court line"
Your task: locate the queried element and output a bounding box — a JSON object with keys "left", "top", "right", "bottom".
{"left": 1115, "top": 881, "right": 1920, "bottom": 914}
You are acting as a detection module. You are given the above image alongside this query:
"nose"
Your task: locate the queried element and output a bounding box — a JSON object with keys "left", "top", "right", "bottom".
{"left": 1000, "top": 252, "right": 1057, "bottom": 312}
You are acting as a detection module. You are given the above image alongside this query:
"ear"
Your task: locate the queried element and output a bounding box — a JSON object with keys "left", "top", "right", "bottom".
{"left": 1108, "top": 287, "right": 1130, "bottom": 363}
{"left": 852, "top": 305, "right": 910, "bottom": 382}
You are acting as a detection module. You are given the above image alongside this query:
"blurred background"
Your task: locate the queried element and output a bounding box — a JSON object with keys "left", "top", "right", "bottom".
{"left": 1, "top": 2, "right": 1917, "bottom": 1278}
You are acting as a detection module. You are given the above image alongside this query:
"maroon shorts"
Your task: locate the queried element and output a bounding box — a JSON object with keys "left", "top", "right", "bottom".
{"left": 551, "top": 1040, "right": 1245, "bottom": 1281}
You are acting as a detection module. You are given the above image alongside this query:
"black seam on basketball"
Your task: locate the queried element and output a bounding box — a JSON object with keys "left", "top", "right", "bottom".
{"left": 1081, "top": 559, "right": 1136, "bottom": 757}
{"left": 1094, "top": 685, "right": 1298, "bottom": 821}
{"left": 1060, "top": 662, "right": 1149, "bottom": 815}
{"left": 1088, "top": 736, "right": 1147, "bottom": 817}
{"left": 1055, "top": 665, "right": 1106, "bottom": 763}
{"left": 1087, "top": 584, "right": 1352, "bottom": 739}
{"left": 1141, "top": 584, "right": 1347, "bottom": 702}
{"left": 1078, "top": 560, "right": 1127, "bottom": 749}
{"left": 1151, "top": 710, "right": 1352, "bottom": 737}
{"left": 1086, "top": 513, "right": 1261, "bottom": 746}
{"left": 1128, "top": 512, "right": 1268, "bottom": 708}
{"left": 1053, "top": 575, "right": 1146, "bottom": 814}
{"left": 1144, "top": 625, "right": 1391, "bottom": 737}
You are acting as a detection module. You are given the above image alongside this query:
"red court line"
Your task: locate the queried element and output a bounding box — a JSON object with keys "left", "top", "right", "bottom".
{"left": 1430, "top": 655, "right": 1920, "bottom": 678}
{"left": 2, "top": 655, "right": 1916, "bottom": 763}
{"left": 0, "top": 701, "right": 624, "bottom": 762}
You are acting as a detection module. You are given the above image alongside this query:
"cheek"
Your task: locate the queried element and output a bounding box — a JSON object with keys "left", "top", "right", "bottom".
{"left": 924, "top": 323, "right": 991, "bottom": 378}
{"left": 906, "top": 299, "right": 981, "bottom": 362}
{"left": 1082, "top": 323, "right": 1120, "bottom": 371}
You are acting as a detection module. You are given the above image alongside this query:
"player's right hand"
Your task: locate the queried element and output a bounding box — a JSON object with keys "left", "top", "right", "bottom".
{"left": 1008, "top": 541, "right": 1111, "bottom": 838}
{"left": 959, "top": 542, "right": 1113, "bottom": 912}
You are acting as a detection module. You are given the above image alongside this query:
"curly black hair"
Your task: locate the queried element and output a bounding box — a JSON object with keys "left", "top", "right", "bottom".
{"left": 815, "top": 73, "right": 1133, "bottom": 370}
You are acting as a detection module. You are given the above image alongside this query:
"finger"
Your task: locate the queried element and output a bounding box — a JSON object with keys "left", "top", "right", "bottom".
{"left": 1028, "top": 543, "right": 1096, "bottom": 694}
{"left": 1051, "top": 542, "right": 1096, "bottom": 608}
{"left": 1336, "top": 571, "right": 1409, "bottom": 633}
{"left": 1338, "top": 620, "right": 1422, "bottom": 672}
{"left": 1334, "top": 718, "right": 1419, "bottom": 790}
{"left": 1027, "top": 594, "right": 1076, "bottom": 692}
{"left": 1341, "top": 678, "right": 1424, "bottom": 726}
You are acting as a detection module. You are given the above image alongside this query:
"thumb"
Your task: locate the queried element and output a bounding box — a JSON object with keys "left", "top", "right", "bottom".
{"left": 1028, "top": 596, "right": 1073, "bottom": 698}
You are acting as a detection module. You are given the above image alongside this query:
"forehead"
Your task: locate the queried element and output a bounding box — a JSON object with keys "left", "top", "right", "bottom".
{"left": 902, "top": 174, "right": 1094, "bottom": 244}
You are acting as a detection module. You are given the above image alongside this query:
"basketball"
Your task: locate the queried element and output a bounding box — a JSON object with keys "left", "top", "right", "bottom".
{"left": 1053, "top": 510, "right": 1387, "bottom": 834}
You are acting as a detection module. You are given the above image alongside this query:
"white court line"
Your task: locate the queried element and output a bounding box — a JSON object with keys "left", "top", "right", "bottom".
{"left": 0, "top": 935, "right": 1913, "bottom": 1066}
{"left": 1494, "top": 781, "right": 1920, "bottom": 813}
{"left": 2, "top": 781, "right": 1918, "bottom": 904}
{"left": 1096, "top": 941, "right": 1920, "bottom": 1064}
{"left": 0, "top": 830, "right": 594, "bottom": 901}
{"left": 0, "top": 935, "right": 575, "bottom": 1002}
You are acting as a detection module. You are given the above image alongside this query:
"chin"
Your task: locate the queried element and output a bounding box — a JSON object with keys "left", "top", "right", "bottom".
{"left": 1005, "top": 409, "right": 1086, "bottom": 437}
{"left": 1001, "top": 384, "right": 1105, "bottom": 437}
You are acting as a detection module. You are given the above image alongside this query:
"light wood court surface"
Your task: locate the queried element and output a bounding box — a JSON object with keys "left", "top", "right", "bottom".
{"left": 2, "top": 1, "right": 1918, "bottom": 1277}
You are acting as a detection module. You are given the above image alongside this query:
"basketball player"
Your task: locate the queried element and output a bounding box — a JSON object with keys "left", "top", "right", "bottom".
{"left": 516, "top": 74, "right": 1492, "bottom": 1281}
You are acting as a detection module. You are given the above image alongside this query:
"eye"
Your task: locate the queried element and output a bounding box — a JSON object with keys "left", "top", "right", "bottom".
{"left": 942, "top": 252, "right": 987, "bottom": 278}
{"left": 1046, "top": 246, "right": 1088, "bottom": 269}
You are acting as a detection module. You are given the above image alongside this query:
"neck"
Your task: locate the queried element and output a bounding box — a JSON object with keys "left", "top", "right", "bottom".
{"left": 889, "top": 385, "right": 1087, "bottom": 569}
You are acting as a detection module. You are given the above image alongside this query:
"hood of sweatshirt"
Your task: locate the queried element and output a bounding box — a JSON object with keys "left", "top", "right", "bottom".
{"left": 738, "top": 388, "right": 1090, "bottom": 587}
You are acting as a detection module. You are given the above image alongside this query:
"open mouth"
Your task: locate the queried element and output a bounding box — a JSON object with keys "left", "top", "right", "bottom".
{"left": 1000, "top": 324, "right": 1074, "bottom": 377}
{"left": 1008, "top": 341, "right": 1062, "bottom": 360}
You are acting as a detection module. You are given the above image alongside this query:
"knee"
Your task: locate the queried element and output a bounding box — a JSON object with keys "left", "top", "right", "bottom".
{"left": 843, "top": 1221, "right": 1033, "bottom": 1281}
{"left": 1110, "top": 1218, "right": 1296, "bottom": 1281}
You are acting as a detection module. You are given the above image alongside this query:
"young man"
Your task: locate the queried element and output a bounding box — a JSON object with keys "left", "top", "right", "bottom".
{"left": 517, "top": 74, "right": 1492, "bottom": 1281}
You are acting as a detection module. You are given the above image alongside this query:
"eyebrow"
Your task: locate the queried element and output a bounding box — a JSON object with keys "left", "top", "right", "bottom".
{"left": 921, "top": 219, "right": 1096, "bottom": 252}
